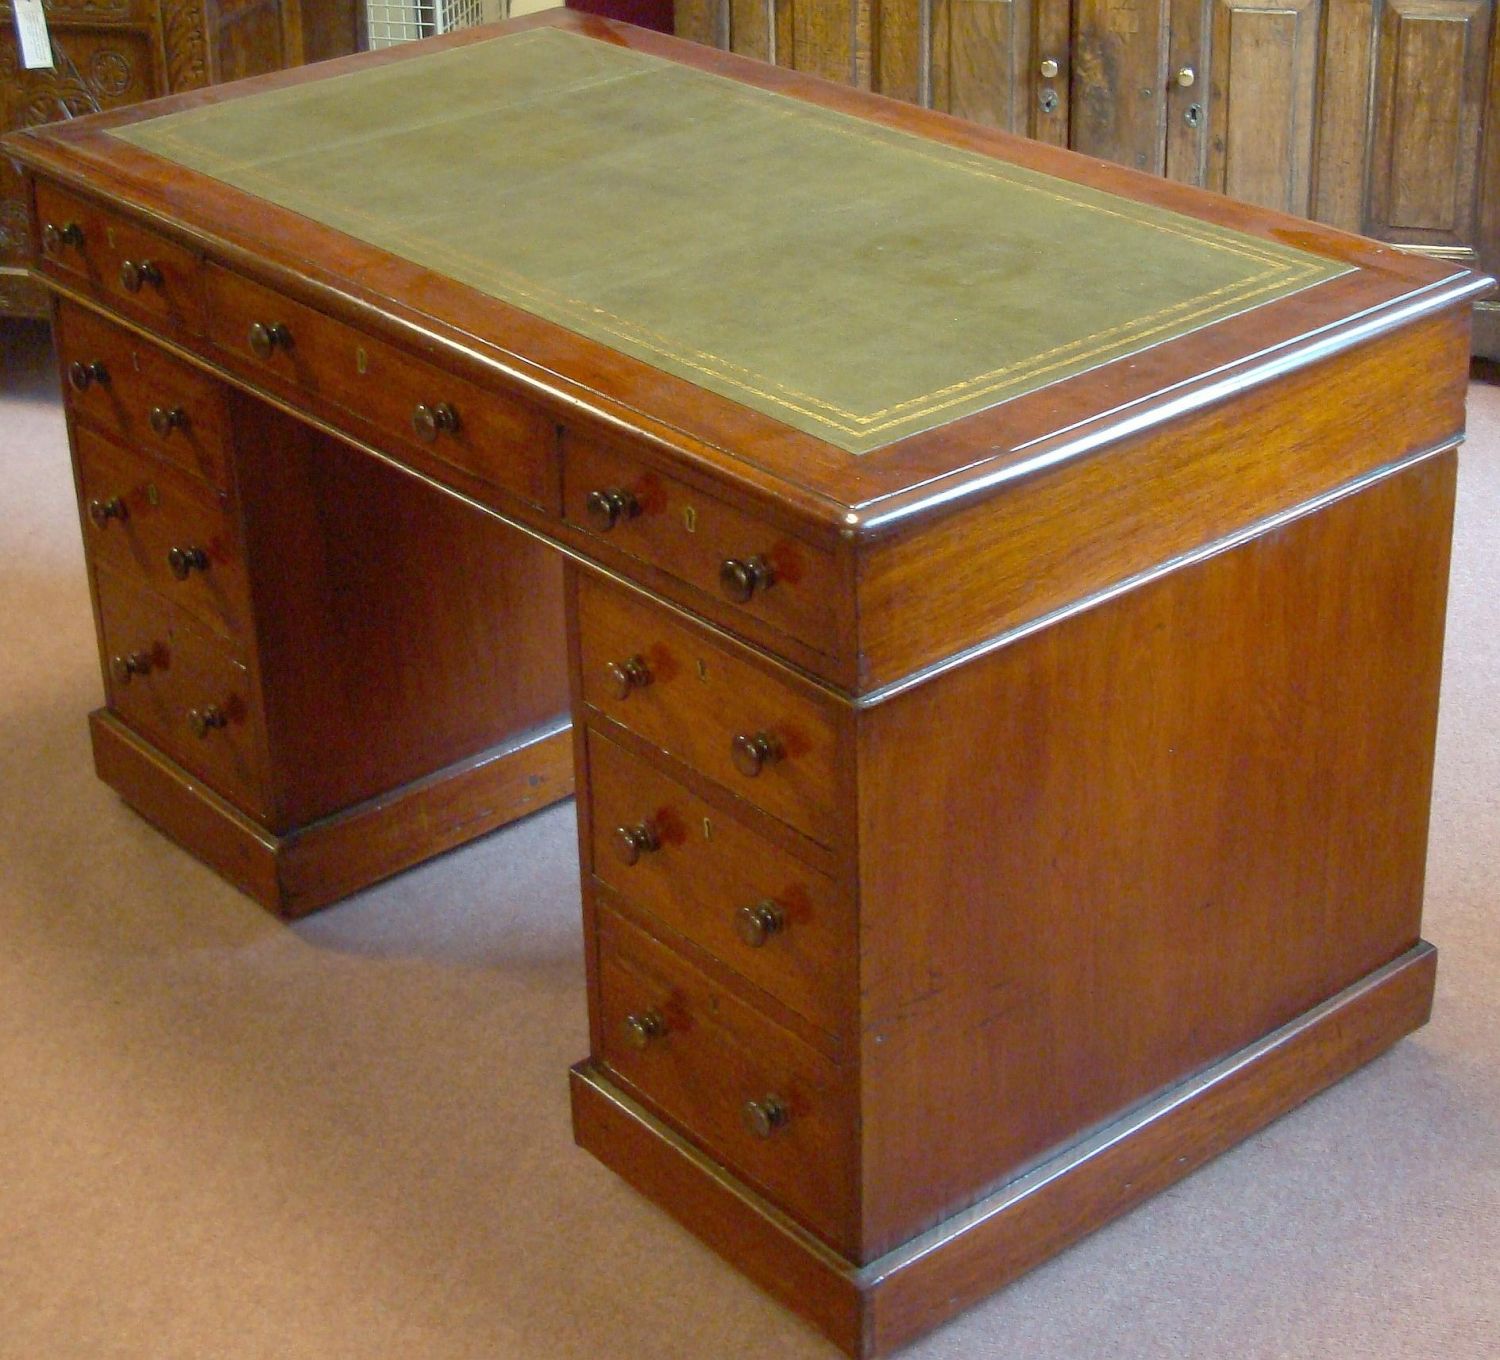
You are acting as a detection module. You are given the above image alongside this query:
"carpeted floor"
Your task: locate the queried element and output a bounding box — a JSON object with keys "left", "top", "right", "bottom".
{"left": 1, "top": 315, "right": 1496, "bottom": 1359}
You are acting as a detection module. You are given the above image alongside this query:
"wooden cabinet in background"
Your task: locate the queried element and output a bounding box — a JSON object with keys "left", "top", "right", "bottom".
{"left": 0, "top": 0, "right": 359, "bottom": 318}
{"left": 677, "top": 0, "right": 1500, "bottom": 358}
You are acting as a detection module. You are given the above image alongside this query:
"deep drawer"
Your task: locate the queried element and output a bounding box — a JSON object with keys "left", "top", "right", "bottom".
{"left": 76, "top": 426, "right": 248, "bottom": 641}
{"left": 56, "top": 300, "right": 231, "bottom": 491}
{"left": 205, "top": 263, "right": 555, "bottom": 509}
{"left": 562, "top": 431, "right": 839, "bottom": 657}
{"left": 577, "top": 573, "right": 841, "bottom": 847}
{"left": 35, "top": 180, "right": 205, "bottom": 333}
{"left": 587, "top": 727, "right": 850, "bottom": 1039}
{"left": 595, "top": 904, "right": 854, "bottom": 1252}
{"left": 95, "top": 565, "right": 267, "bottom": 817}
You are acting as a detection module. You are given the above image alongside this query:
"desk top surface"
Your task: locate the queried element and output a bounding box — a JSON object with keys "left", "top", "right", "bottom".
{"left": 8, "top": 13, "right": 1485, "bottom": 526}
{"left": 111, "top": 28, "right": 1346, "bottom": 457}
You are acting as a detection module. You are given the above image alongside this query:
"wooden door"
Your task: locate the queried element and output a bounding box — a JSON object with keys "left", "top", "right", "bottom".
{"left": 676, "top": 0, "right": 869, "bottom": 85}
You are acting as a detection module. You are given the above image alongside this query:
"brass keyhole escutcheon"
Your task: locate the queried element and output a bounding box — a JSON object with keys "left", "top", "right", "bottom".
{"left": 88, "top": 496, "right": 126, "bottom": 529}
{"left": 411, "top": 401, "right": 459, "bottom": 443}
{"left": 680, "top": 505, "right": 697, "bottom": 533}
{"left": 719, "top": 555, "right": 775, "bottom": 603}
{"left": 621, "top": 1009, "right": 666, "bottom": 1050}
{"left": 731, "top": 731, "right": 783, "bottom": 778}
{"left": 167, "top": 545, "right": 209, "bottom": 580}
{"left": 585, "top": 487, "right": 640, "bottom": 532}
{"left": 612, "top": 820, "right": 660, "bottom": 866}
{"left": 734, "top": 901, "right": 786, "bottom": 948}
{"left": 742, "top": 1095, "right": 790, "bottom": 1139}
{"left": 605, "top": 655, "right": 652, "bottom": 700}
{"left": 247, "top": 321, "right": 292, "bottom": 360}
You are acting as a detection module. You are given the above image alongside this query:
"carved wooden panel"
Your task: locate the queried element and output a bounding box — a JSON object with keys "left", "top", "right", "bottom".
{"left": 1205, "top": 0, "right": 1321, "bottom": 215}
{"left": 1071, "top": 0, "right": 1172, "bottom": 172}
{"left": 1369, "top": 0, "right": 1492, "bottom": 243}
{"left": 205, "top": 0, "right": 288, "bottom": 82}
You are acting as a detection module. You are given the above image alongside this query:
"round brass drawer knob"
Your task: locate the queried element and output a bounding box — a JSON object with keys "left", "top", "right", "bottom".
{"left": 42, "top": 221, "right": 85, "bottom": 254}
{"left": 87, "top": 496, "right": 126, "bottom": 529}
{"left": 110, "top": 651, "right": 152, "bottom": 685}
{"left": 1039, "top": 57, "right": 1060, "bottom": 79}
{"left": 149, "top": 405, "right": 187, "bottom": 436}
{"left": 605, "top": 655, "right": 652, "bottom": 700}
{"left": 734, "top": 901, "right": 786, "bottom": 948}
{"left": 742, "top": 1095, "right": 790, "bottom": 1139}
{"left": 119, "top": 259, "right": 162, "bottom": 293}
{"left": 411, "top": 401, "right": 459, "bottom": 442}
{"left": 187, "top": 705, "right": 227, "bottom": 738}
{"left": 166, "top": 545, "right": 209, "bottom": 579}
{"left": 585, "top": 487, "right": 640, "bottom": 532}
{"left": 247, "top": 321, "right": 292, "bottom": 359}
{"left": 612, "top": 820, "right": 660, "bottom": 866}
{"left": 730, "top": 731, "right": 783, "bottom": 778}
{"left": 68, "top": 360, "right": 109, "bottom": 392}
{"left": 718, "top": 555, "right": 775, "bottom": 603}
{"left": 622, "top": 1009, "right": 666, "bottom": 1050}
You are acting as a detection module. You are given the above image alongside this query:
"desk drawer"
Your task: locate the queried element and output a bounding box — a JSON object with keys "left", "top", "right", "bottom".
{"left": 563, "top": 432, "right": 838, "bottom": 656}
{"left": 587, "top": 728, "right": 849, "bottom": 1038}
{"left": 205, "top": 264, "right": 554, "bottom": 508}
{"left": 577, "top": 574, "right": 839, "bottom": 846}
{"left": 56, "top": 301, "right": 231, "bottom": 491}
{"left": 596, "top": 905, "right": 853, "bottom": 1250}
{"left": 76, "top": 427, "right": 248, "bottom": 641}
{"left": 35, "top": 181, "right": 204, "bottom": 333}
{"left": 95, "top": 566, "right": 267, "bottom": 816}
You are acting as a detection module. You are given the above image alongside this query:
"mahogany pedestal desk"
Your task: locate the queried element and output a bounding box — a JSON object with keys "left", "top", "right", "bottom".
{"left": 5, "top": 14, "right": 1490, "bottom": 1355}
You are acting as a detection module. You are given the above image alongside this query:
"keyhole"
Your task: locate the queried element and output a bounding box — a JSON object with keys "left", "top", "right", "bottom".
{"left": 1039, "top": 87, "right": 1059, "bottom": 115}
{"left": 1185, "top": 103, "right": 1204, "bottom": 129}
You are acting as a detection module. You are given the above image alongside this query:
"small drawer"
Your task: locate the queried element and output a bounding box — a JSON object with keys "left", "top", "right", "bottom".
{"left": 204, "top": 264, "right": 554, "bottom": 508}
{"left": 578, "top": 573, "right": 840, "bottom": 846}
{"left": 587, "top": 728, "right": 849, "bottom": 1037}
{"left": 76, "top": 427, "right": 248, "bottom": 641}
{"left": 95, "top": 565, "right": 267, "bottom": 817}
{"left": 35, "top": 181, "right": 204, "bottom": 332}
{"left": 56, "top": 300, "right": 231, "bottom": 490}
{"left": 562, "top": 432, "right": 839, "bottom": 655}
{"left": 596, "top": 905, "right": 854, "bottom": 1250}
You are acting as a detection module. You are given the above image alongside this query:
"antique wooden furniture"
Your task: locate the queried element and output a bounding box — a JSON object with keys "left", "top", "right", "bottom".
{"left": 674, "top": 0, "right": 1500, "bottom": 360}
{"left": 1, "top": 0, "right": 358, "bottom": 318}
{"left": 4, "top": 13, "right": 1490, "bottom": 1353}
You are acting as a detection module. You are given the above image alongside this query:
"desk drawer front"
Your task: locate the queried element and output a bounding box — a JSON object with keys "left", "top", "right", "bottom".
{"left": 76, "top": 428, "right": 248, "bottom": 641}
{"left": 578, "top": 574, "right": 839, "bottom": 846}
{"left": 56, "top": 301, "right": 231, "bottom": 491}
{"left": 596, "top": 905, "right": 853, "bottom": 1250}
{"left": 587, "top": 728, "right": 849, "bottom": 1037}
{"left": 95, "top": 566, "right": 267, "bottom": 816}
{"left": 205, "top": 265, "right": 554, "bottom": 508}
{"left": 563, "top": 434, "right": 838, "bottom": 656}
{"left": 35, "top": 182, "right": 204, "bottom": 333}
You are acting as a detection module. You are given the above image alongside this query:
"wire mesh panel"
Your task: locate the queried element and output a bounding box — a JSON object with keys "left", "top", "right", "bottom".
{"left": 366, "top": 0, "right": 495, "bottom": 48}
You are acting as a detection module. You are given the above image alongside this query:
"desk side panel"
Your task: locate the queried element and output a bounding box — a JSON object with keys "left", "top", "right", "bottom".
{"left": 854, "top": 307, "right": 1472, "bottom": 692}
{"left": 852, "top": 449, "right": 1456, "bottom": 1259}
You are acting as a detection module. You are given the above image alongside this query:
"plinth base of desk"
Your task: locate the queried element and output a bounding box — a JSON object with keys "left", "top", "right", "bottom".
{"left": 571, "top": 941, "right": 1437, "bottom": 1358}
{"left": 90, "top": 709, "right": 575, "bottom": 918}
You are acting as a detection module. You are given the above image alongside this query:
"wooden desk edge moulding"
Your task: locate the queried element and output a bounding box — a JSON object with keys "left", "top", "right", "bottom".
{"left": 4, "top": 13, "right": 1491, "bottom": 1354}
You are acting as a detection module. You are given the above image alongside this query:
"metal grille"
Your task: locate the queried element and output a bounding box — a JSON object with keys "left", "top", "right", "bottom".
{"left": 365, "top": 0, "right": 496, "bottom": 49}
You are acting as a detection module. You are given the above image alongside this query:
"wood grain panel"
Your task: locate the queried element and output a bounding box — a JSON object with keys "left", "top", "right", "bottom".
{"left": 1207, "top": 0, "right": 1320, "bottom": 214}
{"left": 728, "top": 0, "right": 773, "bottom": 59}
{"left": 1369, "top": 0, "right": 1492, "bottom": 241}
{"left": 792, "top": 0, "right": 857, "bottom": 84}
{"left": 1070, "top": 0, "right": 1171, "bottom": 173}
{"left": 932, "top": 0, "right": 1032, "bottom": 131}
{"left": 853, "top": 451, "right": 1456, "bottom": 1257}
{"left": 674, "top": 0, "right": 725, "bottom": 46}
{"left": 1313, "top": 0, "right": 1377, "bottom": 229}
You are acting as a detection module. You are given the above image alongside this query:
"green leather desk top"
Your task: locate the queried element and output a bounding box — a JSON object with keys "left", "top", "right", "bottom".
{"left": 113, "top": 28, "right": 1349, "bottom": 455}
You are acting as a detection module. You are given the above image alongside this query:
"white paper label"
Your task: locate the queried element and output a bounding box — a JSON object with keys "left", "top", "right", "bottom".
{"left": 14, "top": 0, "right": 55, "bottom": 71}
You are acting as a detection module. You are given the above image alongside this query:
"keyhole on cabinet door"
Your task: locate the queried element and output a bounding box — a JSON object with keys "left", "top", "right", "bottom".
{"left": 1039, "top": 87, "right": 1059, "bottom": 115}
{"left": 1185, "top": 103, "right": 1204, "bottom": 128}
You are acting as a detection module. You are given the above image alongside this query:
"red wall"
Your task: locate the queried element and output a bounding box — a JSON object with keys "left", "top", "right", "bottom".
{"left": 565, "top": 0, "right": 673, "bottom": 33}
